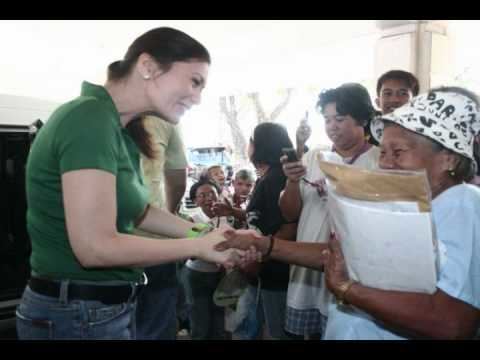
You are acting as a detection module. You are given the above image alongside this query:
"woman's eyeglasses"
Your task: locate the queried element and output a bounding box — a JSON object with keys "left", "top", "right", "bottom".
{"left": 196, "top": 191, "right": 216, "bottom": 200}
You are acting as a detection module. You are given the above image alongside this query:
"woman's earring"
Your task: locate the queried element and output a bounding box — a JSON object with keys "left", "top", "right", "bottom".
{"left": 448, "top": 169, "right": 456, "bottom": 177}
{"left": 143, "top": 74, "right": 150, "bottom": 80}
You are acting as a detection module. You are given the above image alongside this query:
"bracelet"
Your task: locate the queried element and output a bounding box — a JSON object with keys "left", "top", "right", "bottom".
{"left": 336, "top": 279, "right": 356, "bottom": 306}
{"left": 262, "top": 235, "right": 275, "bottom": 261}
{"left": 187, "top": 223, "right": 212, "bottom": 238}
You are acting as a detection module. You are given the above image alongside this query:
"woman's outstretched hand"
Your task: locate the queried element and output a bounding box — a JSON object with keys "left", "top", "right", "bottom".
{"left": 324, "top": 233, "right": 351, "bottom": 299}
{"left": 197, "top": 226, "right": 245, "bottom": 269}
{"left": 215, "top": 229, "right": 263, "bottom": 251}
{"left": 214, "top": 229, "right": 267, "bottom": 265}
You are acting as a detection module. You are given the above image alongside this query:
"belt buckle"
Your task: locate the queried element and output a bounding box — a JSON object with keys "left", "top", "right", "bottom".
{"left": 130, "top": 273, "right": 148, "bottom": 301}
{"left": 136, "top": 272, "right": 148, "bottom": 287}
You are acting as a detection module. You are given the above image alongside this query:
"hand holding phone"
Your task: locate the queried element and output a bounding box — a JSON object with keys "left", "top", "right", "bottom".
{"left": 282, "top": 147, "right": 298, "bottom": 162}
{"left": 281, "top": 147, "right": 307, "bottom": 183}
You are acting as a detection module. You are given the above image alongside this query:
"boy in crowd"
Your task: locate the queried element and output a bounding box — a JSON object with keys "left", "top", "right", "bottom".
{"left": 375, "top": 69, "right": 419, "bottom": 115}
{"left": 212, "top": 169, "right": 255, "bottom": 229}
{"left": 367, "top": 69, "right": 420, "bottom": 145}
{"left": 204, "top": 165, "right": 231, "bottom": 200}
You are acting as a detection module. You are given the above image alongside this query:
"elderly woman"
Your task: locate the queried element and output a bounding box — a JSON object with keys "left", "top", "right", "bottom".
{"left": 217, "top": 86, "right": 480, "bottom": 339}
{"left": 323, "top": 86, "right": 480, "bottom": 340}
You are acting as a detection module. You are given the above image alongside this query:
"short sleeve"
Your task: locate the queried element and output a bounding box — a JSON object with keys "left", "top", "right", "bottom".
{"left": 299, "top": 147, "right": 323, "bottom": 199}
{"left": 253, "top": 168, "right": 286, "bottom": 235}
{"left": 55, "top": 100, "right": 119, "bottom": 175}
{"left": 164, "top": 125, "right": 188, "bottom": 169}
{"left": 434, "top": 187, "right": 480, "bottom": 309}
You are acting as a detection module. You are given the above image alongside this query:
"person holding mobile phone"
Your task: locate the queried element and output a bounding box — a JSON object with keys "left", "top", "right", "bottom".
{"left": 278, "top": 83, "right": 380, "bottom": 339}
{"left": 217, "top": 87, "right": 480, "bottom": 340}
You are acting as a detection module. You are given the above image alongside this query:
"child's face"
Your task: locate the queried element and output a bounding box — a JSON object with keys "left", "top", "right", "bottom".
{"left": 233, "top": 178, "right": 253, "bottom": 198}
{"left": 195, "top": 184, "right": 218, "bottom": 214}
{"left": 209, "top": 167, "right": 225, "bottom": 186}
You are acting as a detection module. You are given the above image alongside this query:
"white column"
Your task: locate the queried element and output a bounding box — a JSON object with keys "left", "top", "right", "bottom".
{"left": 374, "top": 20, "right": 452, "bottom": 93}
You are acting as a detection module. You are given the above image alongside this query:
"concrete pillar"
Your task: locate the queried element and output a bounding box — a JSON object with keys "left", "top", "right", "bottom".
{"left": 374, "top": 20, "right": 452, "bottom": 93}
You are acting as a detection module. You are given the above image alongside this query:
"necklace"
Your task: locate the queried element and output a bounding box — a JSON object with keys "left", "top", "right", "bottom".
{"left": 333, "top": 141, "right": 372, "bottom": 165}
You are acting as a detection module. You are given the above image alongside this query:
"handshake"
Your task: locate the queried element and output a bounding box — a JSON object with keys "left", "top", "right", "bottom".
{"left": 195, "top": 225, "right": 272, "bottom": 270}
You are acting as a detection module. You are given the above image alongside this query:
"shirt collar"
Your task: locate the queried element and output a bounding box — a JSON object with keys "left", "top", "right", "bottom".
{"left": 80, "top": 81, "right": 121, "bottom": 127}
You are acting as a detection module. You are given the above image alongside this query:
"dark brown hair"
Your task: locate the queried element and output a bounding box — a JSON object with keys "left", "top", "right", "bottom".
{"left": 108, "top": 27, "right": 210, "bottom": 82}
{"left": 250, "top": 122, "right": 293, "bottom": 167}
{"left": 316, "top": 83, "right": 378, "bottom": 128}
{"left": 125, "top": 117, "right": 156, "bottom": 159}
{"left": 109, "top": 27, "right": 210, "bottom": 159}
{"left": 189, "top": 178, "right": 220, "bottom": 201}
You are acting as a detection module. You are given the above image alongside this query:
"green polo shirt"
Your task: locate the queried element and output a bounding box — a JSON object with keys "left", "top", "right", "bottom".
{"left": 26, "top": 81, "right": 148, "bottom": 282}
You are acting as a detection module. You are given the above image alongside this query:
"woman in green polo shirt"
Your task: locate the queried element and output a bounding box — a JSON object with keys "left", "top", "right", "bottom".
{"left": 16, "top": 27, "right": 240, "bottom": 340}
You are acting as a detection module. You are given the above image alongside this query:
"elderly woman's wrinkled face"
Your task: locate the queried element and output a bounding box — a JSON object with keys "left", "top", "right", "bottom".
{"left": 379, "top": 124, "right": 451, "bottom": 197}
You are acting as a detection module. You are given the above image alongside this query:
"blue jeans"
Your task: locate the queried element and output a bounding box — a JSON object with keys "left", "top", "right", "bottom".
{"left": 233, "top": 284, "right": 289, "bottom": 340}
{"left": 16, "top": 284, "right": 137, "bottom": 340}
{"left": 135, "top": 264, "right": 177, "bottom": 340}
{"left": 233, "top": 284, "right": 262, "bottom": 339}
{"left": 176, "top": 262, "right": 190, "bottom": 328}
{"left": 260, "top": 287, "right": 289, "bottom": 339}
{"left": 183, "top": 267, "right": 225, "bottom": 340}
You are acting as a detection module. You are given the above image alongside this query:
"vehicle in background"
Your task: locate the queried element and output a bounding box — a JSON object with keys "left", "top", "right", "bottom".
{"left": 0, "top": 94, "right": 59, "bottom": 338}
{"left": 187, "top": 146, "right": 232, "bottom": 181}
{"left": 179, "top": 147, "right": 232, "bottom": 219}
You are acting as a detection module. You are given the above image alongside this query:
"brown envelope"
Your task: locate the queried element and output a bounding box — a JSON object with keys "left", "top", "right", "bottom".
{"left": 317, "top": 156, "right": 432, "bottom": 212}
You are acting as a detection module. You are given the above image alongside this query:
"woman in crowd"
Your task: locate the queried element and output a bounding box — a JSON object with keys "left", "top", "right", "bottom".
{"left": 16, "top": 27, "right": 238, "bottom": 340}
{"left": 183, "top": 179, "right": 228, "bottom": 340}
{"left": 279, "top": 83, "right": 379, "bottom": 339}
{"left": 233, "top": 122, "right": 296, "bottom": 340}
{"left": 217, "top": 86, "right": 480, "bottom": 339}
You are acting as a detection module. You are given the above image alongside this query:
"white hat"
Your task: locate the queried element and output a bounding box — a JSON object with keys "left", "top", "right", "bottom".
{"left": 371, "top": 90, "right": 480, "bottom": 161}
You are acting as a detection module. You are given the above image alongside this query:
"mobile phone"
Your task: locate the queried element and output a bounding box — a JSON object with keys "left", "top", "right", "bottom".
{"left": 282, "top": 148, "right": 298, "bottom": 162}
